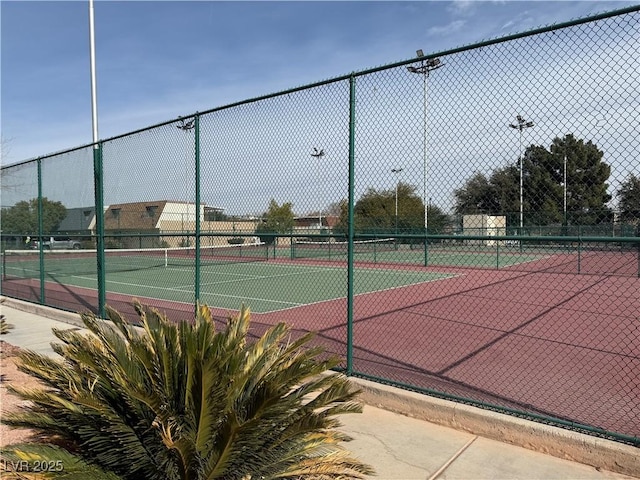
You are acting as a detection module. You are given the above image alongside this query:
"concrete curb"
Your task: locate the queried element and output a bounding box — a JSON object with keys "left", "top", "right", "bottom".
{"left": 351, "top": 377, "right": 639, "bottom": 478}
{"left": 2, "top": 297, "right": 85, "bottom": 329}
{"left": 3, "top": 296, "right": 638, "bottom": 477}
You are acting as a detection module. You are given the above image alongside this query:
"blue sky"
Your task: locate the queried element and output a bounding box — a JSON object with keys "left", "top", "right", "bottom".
{"left": 1, "top": 1, "right": 638, "bottom": 217}
{"left": 2, "top": 0, "right": 636, "bottom": 165}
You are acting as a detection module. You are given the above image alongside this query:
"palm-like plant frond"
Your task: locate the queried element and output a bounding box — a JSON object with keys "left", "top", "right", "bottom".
{"left": 2, "top": 303, "right": 374, "bottom": 479}
{"left": 1, "top": 299, "right": 14, "bottom": 334}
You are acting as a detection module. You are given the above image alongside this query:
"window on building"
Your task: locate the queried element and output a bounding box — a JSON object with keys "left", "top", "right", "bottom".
{"left": 146, "top": 205, "right": 158, "bottom": 218}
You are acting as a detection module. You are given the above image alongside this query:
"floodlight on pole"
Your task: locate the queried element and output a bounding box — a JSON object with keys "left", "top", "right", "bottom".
{"left": 509, "top": 115, "right": 534, "bottom": 231}
{"left": 407, "top": 51, "right": 444, "bottom": 234}
{"left": 311, "top": 147, "right": 325, "bottom": 228}
{"left": 391, "top": 168, "right": 403, "bottom": 234}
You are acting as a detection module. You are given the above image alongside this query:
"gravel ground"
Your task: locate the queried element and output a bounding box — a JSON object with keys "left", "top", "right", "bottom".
{"left": 0, "top": 341, "right": 39, "bottom": 447}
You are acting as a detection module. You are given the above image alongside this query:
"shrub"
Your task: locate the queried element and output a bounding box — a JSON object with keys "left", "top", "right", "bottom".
{"left": 1, "top": 303, "right": 373, "bottom": 479}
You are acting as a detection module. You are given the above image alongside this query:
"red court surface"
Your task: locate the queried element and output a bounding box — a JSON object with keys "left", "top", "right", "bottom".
{"left": 2, "top": 253, "right": 639, "bottom": 443}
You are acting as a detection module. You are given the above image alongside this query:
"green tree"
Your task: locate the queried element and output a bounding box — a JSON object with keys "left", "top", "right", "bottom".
{"left": 332, "top": 199, "right": 349, "bottom": 238}
{"left": 0, "top": 198, "right": 67, "bottom": 235}
{"left": 454, "top": 172, "right": 503, "bottom": 216}
{"left": 454, "top": 135, "right": 612, "bottom": 227}
{"left": 548, "top": 134, "right": 612, "bottom": 225}
{"left": 522, "top": 144, "right": 564, "bottom": 226}
{"left": 2, "top": 303, "right": 373, "bottom": 480}
{"left": 255, "top": 200, "right": 295, "bottom": 245}
{"left": 335, "top": 183, "right": 448, "bottom": 236}
{"left": 617, "top": 173, "right": 640, "bottom": 224}
{"left": 354, "top": 182, "right": 424, "bottom": 235}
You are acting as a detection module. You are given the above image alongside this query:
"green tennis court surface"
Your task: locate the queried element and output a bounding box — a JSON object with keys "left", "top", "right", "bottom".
{"left": 2, "top": 249, "right": 454, "bottom": 313}
{"left": 291, "top": 240, "right": 546, "bottom": 269}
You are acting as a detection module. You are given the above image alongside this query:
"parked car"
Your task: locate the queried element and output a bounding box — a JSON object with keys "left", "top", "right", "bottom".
{"left": 31, "top": 236, "right": 82, "bottom": 250}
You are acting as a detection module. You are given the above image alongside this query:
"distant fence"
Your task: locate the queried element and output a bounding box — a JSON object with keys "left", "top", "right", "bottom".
{"left": 1, "top": 6, "right": 639, "bottom": 446}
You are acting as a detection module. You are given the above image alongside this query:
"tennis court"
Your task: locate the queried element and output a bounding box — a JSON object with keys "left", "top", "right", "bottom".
{"left": 2, "top": 242, "right": 639, "bottom": 442}
{"left": 291, "top": 238, "right": 549, "bottom": 269}
{"left": 2, "top": 246, "right": 454, "bottom": 313}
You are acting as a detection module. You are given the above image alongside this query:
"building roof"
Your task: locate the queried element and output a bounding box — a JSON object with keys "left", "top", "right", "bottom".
{"left": 103, "top": 201, "right": 169, "bottom": 231}
{"left": 58, "top": 207, "right": 97, "bottom": 232}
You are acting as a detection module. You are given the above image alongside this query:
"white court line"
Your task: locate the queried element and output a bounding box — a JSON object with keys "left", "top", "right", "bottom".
{"left": 70, "top": 275, "right": 301, "bottom": 307}
{"left": 196, "top": 291, "right": 301, "bottom": 307}
{"left": 31, "top": 263, "right": 457, "bottom": 313}
{"left": 260, "top": 273, "right": 459, "bottom": 315}
{"left": 166, "top": 266, "right": 258, "bottom": 278}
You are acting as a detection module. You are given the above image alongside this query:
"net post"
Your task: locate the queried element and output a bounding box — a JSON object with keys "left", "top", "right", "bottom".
{"left": 424, "top": 237, "right": 429, "bottom": 267}
{"left": 373, "top": 235, "right": 378, "bottom": 263}
{"left": 577, "top": 238, "right": 582, "bottom": 274}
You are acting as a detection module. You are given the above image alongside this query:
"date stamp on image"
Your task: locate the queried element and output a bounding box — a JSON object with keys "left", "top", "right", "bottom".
{"left": 1, "top": 459, "right": 65, "bottom": 473}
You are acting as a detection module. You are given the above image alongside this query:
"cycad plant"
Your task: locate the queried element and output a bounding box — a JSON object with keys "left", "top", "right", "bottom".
{"left": 1, "top": 303, "right": 373, "bottom": 479}
{"left": 0, "top": 315, "right": 13, "bottom": 334}
{"left": 1, "top": 297, "right": 14, "bottom": 334}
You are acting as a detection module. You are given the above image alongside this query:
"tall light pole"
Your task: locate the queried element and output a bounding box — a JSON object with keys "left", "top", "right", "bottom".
{"left": 391, "top": 167, "right": 403, "bottom": 235}
{"left": 310, "top": 148, "right": 325, "bottom": 229}
{"left": 509, "top": 115, "right": 534, "bottom": 231}
{"left": 89, "top": 0, "right": 99, "bottom": 147}
{"left": 178, "top": 118, "right": 195, "bottom": 245}
{"left": 407, "top": 50, "right": 444, "bottom": 234}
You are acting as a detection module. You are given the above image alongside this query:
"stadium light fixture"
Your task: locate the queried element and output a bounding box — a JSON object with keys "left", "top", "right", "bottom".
{"left": 177, "top": 118, "right": 195, "bottom": 131}
{"left": 407, "top": 53, "right": 444, "bottom": 234}
{"left": 391, "top": 168, "right": 403, "bottom": 235}
{"left": 311, "top": 148, "right": 325, "bottom": 228}
{"left": 509, "top": 115, "right": 535, "bottom": 231}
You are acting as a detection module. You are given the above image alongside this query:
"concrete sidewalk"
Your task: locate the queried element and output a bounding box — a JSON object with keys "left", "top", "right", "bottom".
{"left": 1, "top": 298, "right": 637, "bottom": 479}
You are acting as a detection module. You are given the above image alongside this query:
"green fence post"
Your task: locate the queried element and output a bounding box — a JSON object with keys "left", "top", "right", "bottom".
{"left": 373, "top": 235, "right": 378, "bottom": 263}
{"left": 93, "top": 143, "right": 106, "bottom": 318}
{"left": 496, "top": 239, "right": 500, "bottom": 270}
{"left": 636, "top": 238, "right": 639, "bottom": 278}
{"left": 195, "top": 114, "right": 201, "bottom": 306}
{"left": 346, "top": 74, "right": 356, "bottom": 376}
{"left": 424, "top": 237, "right": 429, "bottom": 267}
{"left": 37, "top": 158, "right": 45, "bottom": 304}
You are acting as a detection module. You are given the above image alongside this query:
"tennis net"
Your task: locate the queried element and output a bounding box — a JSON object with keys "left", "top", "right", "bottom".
{"left": 292, "top": 238, "right": 396, "bottom": 259}
{"left": 2, "top": 243, "right": 269, "bottom": 279}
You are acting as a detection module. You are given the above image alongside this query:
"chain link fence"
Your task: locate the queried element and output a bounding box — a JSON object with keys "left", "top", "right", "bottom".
{"left": 2, "top": 6, "right": 639, "bottom": 445}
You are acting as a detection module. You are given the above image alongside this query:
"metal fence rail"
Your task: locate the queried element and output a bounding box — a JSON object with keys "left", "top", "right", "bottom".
{"left": 1, "top": 6, "right": 639, "bottom": 445}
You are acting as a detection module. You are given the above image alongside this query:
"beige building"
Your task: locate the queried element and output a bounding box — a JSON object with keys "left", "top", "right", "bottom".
{"left": 102, "top": 201, "right": 258, "bottom": 249}
{"left": 462, "top": 214, "right": 506, "bottom": 246}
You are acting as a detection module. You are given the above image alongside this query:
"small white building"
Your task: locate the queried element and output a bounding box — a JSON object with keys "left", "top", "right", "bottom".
{"left": 462, "top": 214, "right": 506, "bottom": 246}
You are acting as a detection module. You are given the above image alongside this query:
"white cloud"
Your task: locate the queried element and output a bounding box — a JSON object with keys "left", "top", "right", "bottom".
{"left": 427, "top": 20, "right": 467, "bottom": 36}
{"left": 447, "top": 1, "right": 475, "bottom": 16}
